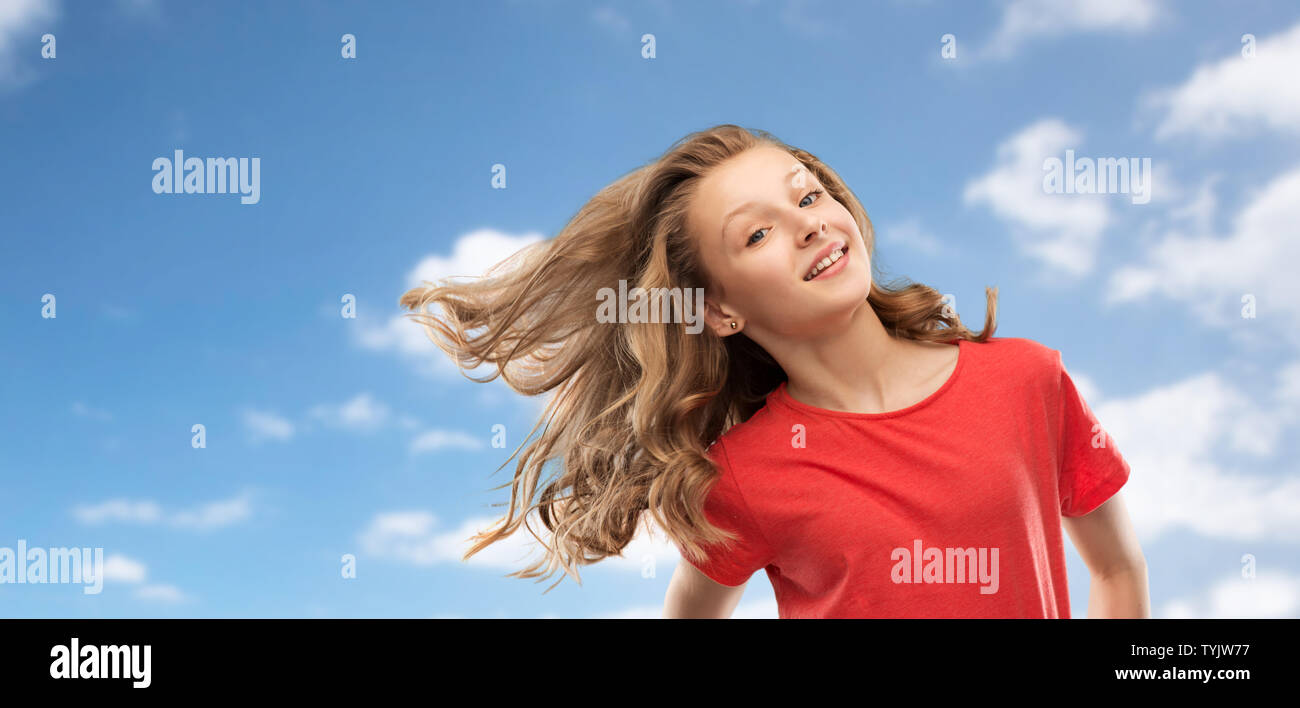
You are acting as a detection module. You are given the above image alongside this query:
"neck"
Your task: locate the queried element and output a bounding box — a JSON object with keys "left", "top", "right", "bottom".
{"left": 759, "top": 300, "right": 924, "bottom": 412}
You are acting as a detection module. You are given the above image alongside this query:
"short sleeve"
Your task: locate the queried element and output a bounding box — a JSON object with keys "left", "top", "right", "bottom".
{"left": 1056, "top": 351, "right": 1132, "bottom": 517}
{"left": 676, "top": 440, "right": 776, "bottom": 587}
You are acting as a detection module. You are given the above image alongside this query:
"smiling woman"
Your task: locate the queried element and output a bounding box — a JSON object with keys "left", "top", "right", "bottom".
{"left": 394, "top": 124, "right": 1089, "bottom": 617}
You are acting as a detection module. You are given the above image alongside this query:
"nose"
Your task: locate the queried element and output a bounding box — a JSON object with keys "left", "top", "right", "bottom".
{"left": 802, "top": 219, "right": 827, "bottom": 244}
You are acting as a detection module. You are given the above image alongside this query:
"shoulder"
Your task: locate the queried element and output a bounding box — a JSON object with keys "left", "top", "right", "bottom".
{"left": 963, "top": 336, "right": 1064, "bottom": 400}
{"left": 709, "top": 403, "right": 785, "bottom": 460}
{"left": 969, "top": 336, "right": 1061, "bottom": 375}
{"left": 703, "top": 402, "right": 788, "bottom": 488}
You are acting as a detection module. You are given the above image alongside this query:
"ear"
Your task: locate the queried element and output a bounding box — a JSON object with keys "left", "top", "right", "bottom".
{"left": 702, "top": 295, "right": 741, "bottom": 337}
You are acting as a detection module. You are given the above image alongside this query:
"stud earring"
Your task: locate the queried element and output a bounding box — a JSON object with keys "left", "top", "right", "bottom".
{"left": 730, "top": 321, "right": 738, "bottom": 329}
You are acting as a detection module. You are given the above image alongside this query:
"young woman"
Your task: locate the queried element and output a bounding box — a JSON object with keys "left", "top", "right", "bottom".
{"left": 399, "top": 124, "right": 1148, "bottom": 619}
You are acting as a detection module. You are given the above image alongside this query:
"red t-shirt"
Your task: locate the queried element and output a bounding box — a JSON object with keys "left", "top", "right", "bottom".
{"left": 678, "top": 336, "right": 1131, "bottom": 618}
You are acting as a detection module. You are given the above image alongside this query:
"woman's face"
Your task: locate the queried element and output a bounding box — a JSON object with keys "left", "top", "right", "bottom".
{"left": 687, "top": 145, "right": 871, "bottom": 339}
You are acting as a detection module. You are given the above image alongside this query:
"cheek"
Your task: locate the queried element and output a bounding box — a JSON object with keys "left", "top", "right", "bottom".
{"left": 831, "top": 205, "right": 859, "bottom": 237}
{"left": 735, "top": 260, "right": 799, "bottom": 304}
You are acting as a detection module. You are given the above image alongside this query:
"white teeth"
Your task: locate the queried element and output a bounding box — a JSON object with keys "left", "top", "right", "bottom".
{"left": 805, "top": 247, "right": 845, "bottom": 280}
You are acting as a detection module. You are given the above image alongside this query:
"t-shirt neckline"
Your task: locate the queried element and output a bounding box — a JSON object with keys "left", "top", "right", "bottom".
{"left": 768, "top": 338, "right": 967, "bottom": 421}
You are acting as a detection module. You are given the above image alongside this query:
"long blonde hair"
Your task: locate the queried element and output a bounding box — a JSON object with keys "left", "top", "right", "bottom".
{"left": 399, "top": 124, "right": 998, "bottom": 591}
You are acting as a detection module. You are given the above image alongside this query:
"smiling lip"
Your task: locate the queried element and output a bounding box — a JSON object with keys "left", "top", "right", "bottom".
{"left": 806, "top": 248, "right": 848, "bottom": 281}
{"left": 804, "top": 241, "right": 846, "bottom": 277}
{"left": 804, "top": 241, "right": 848, "bottom": 281}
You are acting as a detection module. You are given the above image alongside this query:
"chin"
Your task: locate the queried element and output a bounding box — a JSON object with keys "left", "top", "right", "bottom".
{"left": 840, "top": 273, "right": 872, "bottom": 302}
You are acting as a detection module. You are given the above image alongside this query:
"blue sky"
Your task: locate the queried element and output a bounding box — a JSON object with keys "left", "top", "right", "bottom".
{"left": 2, "top": 0, "right": 1298, "bottom": 618}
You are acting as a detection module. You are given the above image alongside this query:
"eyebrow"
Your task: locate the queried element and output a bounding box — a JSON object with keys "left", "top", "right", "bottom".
{"left": 720, "top": 166, "right": 816, "bottom": 238}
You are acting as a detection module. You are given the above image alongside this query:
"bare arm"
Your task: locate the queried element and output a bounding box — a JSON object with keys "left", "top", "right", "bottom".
{"left": 1061, "top": 490, "right": 1150, "bottom": 618}
{"left": 662, "top": 558, "right": 748, "bottom": 618}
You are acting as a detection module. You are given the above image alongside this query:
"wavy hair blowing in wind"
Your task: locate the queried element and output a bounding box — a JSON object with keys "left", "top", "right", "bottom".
{"left": 399, "top": 124, "right": 997, "bottom": 591}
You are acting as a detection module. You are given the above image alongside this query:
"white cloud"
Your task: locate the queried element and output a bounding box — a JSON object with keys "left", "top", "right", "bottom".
{"left": 72, "top": 499, "right": 163, "bottom": 525}
{"left": 355, "top": 228, "right": 546, "bottom": 381}
{"left": 357, "top": 504, "right": 780, "bottom": 601}
{"left": 880, "top": 218, "right": 945, "bottom": 255}
{"left": 358, "top": 508, "right": 694, "bottom": 581}
{"left": 99, "top": 553, "right": 190, "bottom": 604}
{"left": 135, "top": 583, "right": 188, "bottom": 604}
{"left": 73, "top": 492, "right": 253, "bottom": 531}
{"left": 1085, "top": 364, "right": 1300, "bottom": 544}
{"left": 1106, "top": 166, "right": 1300, "bottom": 337}
{"left": 358, "top": 511, "right": 518, "bottom": 567}
{"left": 1063, "top": 365, "right": 1100, "bottom": 404}
{"left": 397, "top": 415, "right": 420, "bottom": 430}
{"left": 1148, "top": 22, "right": 1300, "bottom": 141}
{"left": 1278, "top": 361, "right": 1300, "bottom": 420}
{"left": 101, "top": 553, "right": 148, "bottom": 583}
{"left": 71, "top": 401, "right": 113, "bottom": 421}
{"left": 409, "top": 428, "right": 485, "bottom": 454}
{"left": 241, "top": 408, "right": 295, "bottom": 442}
{"left": 354, "top": 228, "right": 555, "bottom": 426}
{"left": 0, "top": 0, "right": 58, "bottom": 89}
{"left": 963, "top": 119, "right": 1111, "bottom": 275}
{"left": 308, "top": 392, "right": 391, "bottom": 432}
{"left": 98, "top": 550, "right": 188, "bottom": 602}
{"left": 169, "top": 493, "right": 253, "bottom": 530}
{"left": 355, "top": 311, "right": 443, "bottom": 364}
{"left": 981, "top": 0, "right": 1160, "bottom": 59}
{"left": 1164, "top": 174, "right": 1219, "bottom": 235}
{"left": 404, "top": 228, "right": 547, "bottom": 291}
{"left": 1160, "top": 572, "right": 1300, "bottom": 618}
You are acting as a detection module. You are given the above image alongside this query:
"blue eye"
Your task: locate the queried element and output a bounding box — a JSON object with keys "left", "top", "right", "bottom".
{"left": 746, "top": 189, "right": 825, "bottom": 246}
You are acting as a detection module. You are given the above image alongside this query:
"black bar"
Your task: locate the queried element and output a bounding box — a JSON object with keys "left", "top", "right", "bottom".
{"left": 0, "top": 619, "right": 1290, "bottom": 693}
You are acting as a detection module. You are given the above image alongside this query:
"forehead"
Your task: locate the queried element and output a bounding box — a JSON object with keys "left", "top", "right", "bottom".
{"left": 700, "top": 145, "right": 805, "bottom": 200}
{"left": 690, "top": 146, "right": 810, "bottom": 229}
